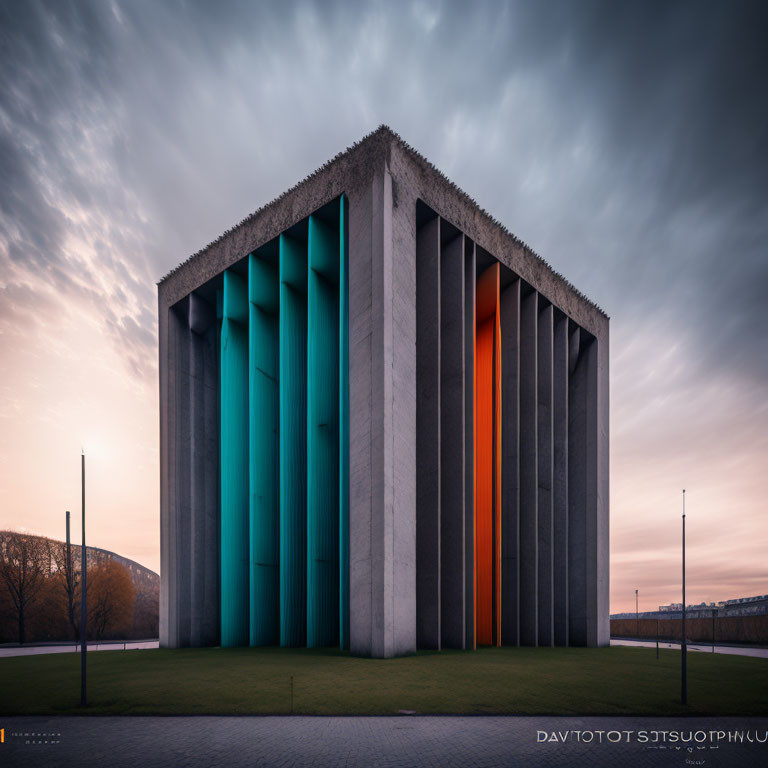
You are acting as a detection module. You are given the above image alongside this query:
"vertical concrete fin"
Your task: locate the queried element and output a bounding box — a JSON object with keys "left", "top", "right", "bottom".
{"left": 159, "top": 298, "right": 171, "bottom": 648}
{"left": 463, "top": 239, "right": 476, "bottom": 650}
{"left": 519, "top": 289, "right": 538, "bottom": 646}
{"left": 567, "top": 322, "right": 605, "bottom": 648}
{"left": 161, "top": 299, "right": 185, "bottom": 648}
{"left": 339, "top": 195, "right": 350, "bottom": 651}
{"left": 248, "top": 252, "right": 280, "bottom": 646}
{"left": 552, "top": 312, "right": 569, "bottom": 646}
{"left": 348, "top": 177, "right": 373, "bottom": 656}
{"left": 350, "top": 164, "right": 416, "bottom": 658}
{"left": 386, "top": 166, "right": 417, "bottom": 658}
{"left": 279, "top": 233, "right": 308, "bottom": 647}
{"left": 596, "top": 326, "right": 610, "bottom": 647}
{"left": 370, "top": 165, "right": 390, "bottom": 658}
{"left": 189, "top": 292, "right": 219, "bottom": 647}
{"left": 440, "top": 232, "right": 465, "bottom": 649}
{"left": 567, "top": 320, "right": 587, "bottom": 645}
{"left": 500, "top": 278, "right": 520, "bottom": 646}
{"left": 585, "top": 334, "right": 601, "bottom": 647}
{"left": 220, "top": 270, "right": 250, "bottom": 647}
{"left": 537, "top": 302, "right": 554, "bottom": 647}
{"left": 176, "top": 299, "right": 192, "bottom": 648}
{"left": 307, "top": 214, "right": 340, "bottom": 648}
{"left": 416, "top": 213, "right": 441, "bottom": 650}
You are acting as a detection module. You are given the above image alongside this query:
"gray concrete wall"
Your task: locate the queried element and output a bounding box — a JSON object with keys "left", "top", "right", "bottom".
{"left": 500, "top": 278, "right": 520, "bottom": 647}
{"left": 519, "top": 290, "right": 538, "bottom": 646}
{"left": 348, "top": 172, "right": 376, "bottom": 655}
{"left": 405, "top": 209, "right": 606, "bottom": 653}
{"left": 389, "top": 155, "right": 419, "bottom": 659}
{"left": 552, "top": 312, "right": 569, "bottom": 647}
{"left": 350, "top": 153, "right": 418, "bottom": 657}
{"left": 158, "top": 298, "right": 174, "bottom": 648}
{"left": 568, "top": 325, "right": 603, "bottom": 647}
{"left": 188, "top": 294, "right": 220, "bottom": 647}
{"left": 415, "top": 215, "right": 441, "bottom": 650}
{"left": 537, "top": 303, "right": 554, "bottom": 647}
{"left": 159, "top": 294, "right": 219, "bottom": 649}
{"left": 382, "top": 157, "right": 416, "bottom": 656}
{"left": 567, "top": 322, "right": 585, "bottom": 645}
{"left": 596, "top": 326, "right": 610, "bottom": 647}
{"left": 440, "top": 233, "right": 466, "bottom": 650}
{"left": 463, "top": 240, "right": 476, "bottom": 651}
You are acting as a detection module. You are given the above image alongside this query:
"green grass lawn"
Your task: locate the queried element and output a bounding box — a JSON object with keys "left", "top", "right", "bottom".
{"left": 2, "top": 646, "right": 766, "bottom": 716}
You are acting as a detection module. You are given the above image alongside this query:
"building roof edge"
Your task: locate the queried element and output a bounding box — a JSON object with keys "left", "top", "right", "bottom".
{"left": 158, "top": 124, "right": 608, "bottom": 320}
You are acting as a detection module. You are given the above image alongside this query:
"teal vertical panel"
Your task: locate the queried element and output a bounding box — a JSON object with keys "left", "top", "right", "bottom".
{"left": 220, "top": 269, "right": 249, "bottom": 647}
{"left": 307, "top": 214, "right": 340, "bottom": 648}
{"left": 279, "top": 233, "right": 308, "bottom": 647}
{"left": 339, "top": 196, "right": 350, "bottom": 650}
{"left": 249, "top": 251, "right": 280, "bottom": 646}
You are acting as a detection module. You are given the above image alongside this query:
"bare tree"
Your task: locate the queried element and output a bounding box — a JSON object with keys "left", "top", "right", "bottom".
{"left": 51, "top": 539, "right": 81, "bottom": 639}
{"left": 88, "top": 559, "right": 136, "bottom": 639}
{"left": 0, "top": 531, "right": 48, "bottom": 644}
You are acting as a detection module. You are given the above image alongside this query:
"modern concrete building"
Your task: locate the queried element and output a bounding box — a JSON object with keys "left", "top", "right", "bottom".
{"left": 158, "top": 126, "right": 609, "bottom": 658}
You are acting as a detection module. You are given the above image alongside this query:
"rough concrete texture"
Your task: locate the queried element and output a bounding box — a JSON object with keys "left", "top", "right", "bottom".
{"left": 462, "top": 239, "right": 476, "bottom": 651}
{"left": 188, "top": 294, "right": 219, "bottom": 647}
{"left": 159, "top": 128, "right": 607, "bottom": 338}
{"left": 552, "top": 312, "right": 569, "bottom": 647}
{"left": 158, "top": 126, "right": 609, "bottom": 656}
{"left": 519, "top": 290, "right": 539, "bottom": 647}
{"left": 537, "top": 303, "right": 554, "bottom": 648}
{"left": 440, "top": 233, "right": 466, "bottom": 650}
{"left": 415, "top": 215, "right": 440, "bottom": 651}
{"left": 500, "top": 278, "right": 520, "bottom": 646}
{"left": 596, "top": 324, "right": 610, "bottom": 647}
{"left": 567, "top": 326, "right": 604, "bottom": 647}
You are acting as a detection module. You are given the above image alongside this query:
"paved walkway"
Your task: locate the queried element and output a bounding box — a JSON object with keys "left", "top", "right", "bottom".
{"left": 4, "top": 640, "right": 764, "bottom": 660}
{"left": 611, "top": 638, "right": 768, "bottom": 659}
{"left": 2, "top": 716, "right": 767, "bottom": 767}
{"left": 0, "top": 641, "right": 159, "bottom": 658}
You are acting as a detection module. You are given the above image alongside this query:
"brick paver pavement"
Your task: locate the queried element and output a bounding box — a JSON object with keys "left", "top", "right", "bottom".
{"left": 2, "top": 716, "right": 767, "bottom": 767}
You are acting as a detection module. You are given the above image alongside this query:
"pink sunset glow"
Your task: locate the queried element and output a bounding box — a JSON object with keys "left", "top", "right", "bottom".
{"left": 1, "top": 2, "right": 765, "bottom": 617}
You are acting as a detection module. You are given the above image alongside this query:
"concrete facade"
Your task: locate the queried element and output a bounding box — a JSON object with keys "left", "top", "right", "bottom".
{"left": 158, "top": 126, "right": 609, "bottom": 658}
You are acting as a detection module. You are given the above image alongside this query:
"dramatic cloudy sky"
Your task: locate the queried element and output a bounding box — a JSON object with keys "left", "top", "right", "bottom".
{"left": 1, "top": 0, "right": 766, "bottom": 614}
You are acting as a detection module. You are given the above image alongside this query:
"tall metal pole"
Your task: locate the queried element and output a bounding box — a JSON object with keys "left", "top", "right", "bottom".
{"left": 635, "top": 589, "right": 639, "bottom": 637}
{"left": 80, "top": 451, "right": 87, "bottom": 707}
{"left": 681, "top": 489, "right": 687, "bottom": 706}
{"left": 66, "top": 511, "right": 73, "bottom": 637}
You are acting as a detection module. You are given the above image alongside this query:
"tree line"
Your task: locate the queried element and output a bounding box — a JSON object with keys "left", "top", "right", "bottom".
{"left": 0, "top": 530, "right": 159, "bottom": 644}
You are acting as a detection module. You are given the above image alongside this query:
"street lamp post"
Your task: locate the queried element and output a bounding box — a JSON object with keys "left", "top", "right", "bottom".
{"left": 80, "top": 451, "right": 87, "bottom": 707}
{"left": 681, "top": 489, "right": 687, "bottom": 706}
{"left": 635, "top": 589, "right": 639, "bottom": 638}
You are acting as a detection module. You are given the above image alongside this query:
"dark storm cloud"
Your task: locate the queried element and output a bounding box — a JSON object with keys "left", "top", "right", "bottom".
{"left": 527, "top": 0, "right": 768, "bottom": 382}
{"left": 0, "top": 0, "right": 766, "bottom": 388}
{"left": 2, "top": 0, "right": 766, "bottom": 604}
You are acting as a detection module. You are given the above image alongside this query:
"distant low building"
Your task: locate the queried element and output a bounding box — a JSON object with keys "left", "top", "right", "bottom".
{"left": 611, "top": 594, "right": 768, "bottom": 621}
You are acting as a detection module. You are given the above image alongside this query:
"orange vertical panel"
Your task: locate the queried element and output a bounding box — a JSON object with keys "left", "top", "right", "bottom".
{"left": 475, "top": 317, "right": 494, "bottom": 645}
{"left": 475, "top": 263, "right": 501, "bottom": 646}
{"left": 494, "top": 292, "right": 502, "bottom": 647}
{"left": 472, "top": 309, "right": 477, "bottom": 650}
